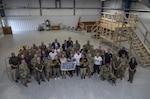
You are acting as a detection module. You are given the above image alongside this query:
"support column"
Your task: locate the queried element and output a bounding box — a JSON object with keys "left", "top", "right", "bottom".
{"left": 73, "top": 0, "right": 76, "bottom": 16}
{"left": 0, "top": 0, "right": 5, "bottom": 17}
{"left": 101, "top": 0, "right": 105, "bottom": 12}
{"left": 55, "top": 0, "right": 61, "bottom": 8}
{"left": 39, "top": 0, "right": 42, "bottom": 16}
{"left": 124, "top": 0, "right": 132, "bottom": 17}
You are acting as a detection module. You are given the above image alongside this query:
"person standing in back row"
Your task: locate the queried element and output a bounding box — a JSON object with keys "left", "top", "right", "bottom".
{"left": 52, "top": 39, "right": 60, "bottom": 49}
{"left": 67, "top": 37, "right": 73, "bottom": 47}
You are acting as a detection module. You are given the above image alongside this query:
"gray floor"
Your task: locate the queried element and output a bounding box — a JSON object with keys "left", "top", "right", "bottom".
{"left": 0, "top": 30, "right": 150, "bottom": 99}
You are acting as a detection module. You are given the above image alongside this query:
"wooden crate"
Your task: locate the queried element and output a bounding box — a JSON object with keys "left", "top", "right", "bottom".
{"left": 3, "top": 26, "right": 12, "bottom": 34}
{"left": 80, "top": 22, "right": 95, "bottom": 32}
{"left": 51, "top": 25, "right": 60, "bottom": 30}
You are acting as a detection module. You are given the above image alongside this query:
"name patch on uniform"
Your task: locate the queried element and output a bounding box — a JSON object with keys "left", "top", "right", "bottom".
{"left": 61, "top": 62, "right": 76, "bottom": 71}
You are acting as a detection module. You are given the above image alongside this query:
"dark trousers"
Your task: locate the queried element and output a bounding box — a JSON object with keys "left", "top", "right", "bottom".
{"left": 36, "top": 71, "right": 45, "bottom": 84}
{"left": 68, "top": 70, "right": 73, "bottom": 76}
{"left": 129, "top": 69, "right": 136, "bottom": 82}
{"left": 93, "top": 64, "right": 100, "bottom": 74}
{"left": 76, "top": 65, "right": 80, "bottom": 76}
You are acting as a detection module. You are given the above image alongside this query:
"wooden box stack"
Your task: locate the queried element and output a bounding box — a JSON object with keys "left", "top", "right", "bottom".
{"left": 51, "top": 25, "right": 60, "bottom": 30}
{"left": 3, "top": 26, "right": 12, "bottom": 34}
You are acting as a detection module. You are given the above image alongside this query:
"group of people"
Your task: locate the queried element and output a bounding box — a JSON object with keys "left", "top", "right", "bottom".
{"left": 9, "top": 37, "right": 137, "bottom": 87}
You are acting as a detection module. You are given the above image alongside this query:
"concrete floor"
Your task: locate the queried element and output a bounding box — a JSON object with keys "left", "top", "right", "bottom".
{"left": 0, "top": 30, "right": 150, "bottom": 99}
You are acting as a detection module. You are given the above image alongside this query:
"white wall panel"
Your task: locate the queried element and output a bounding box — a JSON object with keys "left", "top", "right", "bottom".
{"left": 4, "top": 0, "right": 28, "bottom": 7}
{"left": 41, "top": 0, "right": 55, "bottom": 7}
{"left": 76, "top": 9, "right": 100, "bottom": 16}
{"left": 6, "top": 15, "right": 100, "bottom": 32}
{"left": 6, "top": 16, "right": 79, "bottom": 32}
{"left": 62, "top": 0, "right": 73, "bottom": 7}
{"left": 42, "top": 9, "right": 73, "bottom": 16}
{"left": 76, "top": 0, "right": 101, "bottom": 8}
{"left": 104, "top": 0, "right": 123, "bottom": 13}
{"left": 5, "top": 9, "right": 40, "bottom": 16}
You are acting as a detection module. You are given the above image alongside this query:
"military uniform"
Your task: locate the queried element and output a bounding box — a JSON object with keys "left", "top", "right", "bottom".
{"left": 44, "top": 58, "right": 52, "bottom": 81}
{"left": 120, "top": 58, "right": 128, "bottom": 77}
{"left": 35, "top": 62, "right": 45, "bottom": 84}
{"left": 73, "top": 43, "right": 80, "bottom": 51}
{"left": 9, "top": 56, "right": 19, "bottom": 82}
{"left": 19, "top": 63, "right": 30, "bottom": 86}
{"left": 31, "top": 57, "right": 37, "bottom": 79}
{"left": 113, "top": 59, "right": 122, "bottom": 78}
{"left": 100, "top": 65, "right": 116, "bottom": 81}
{"left": 87, "top": 57, "right": 94, "bottom": 78}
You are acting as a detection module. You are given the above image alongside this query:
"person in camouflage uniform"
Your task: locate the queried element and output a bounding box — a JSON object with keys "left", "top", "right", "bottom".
{"left": 113, "top": 56, "right": 122, "bottom": 79}
{"left": 120, "top": 54, "right": 128, "bottom": 78}
{"left": 84, "top": 40, "right": 91, "bottom": 51}
{"left": 100, "top": 63, "right": 116, "bottom": 82}
{"left": 31, "top": 54, "right": 38, "bottom": 79}
{"left": 35, "top": 57, "right": 45, "bottom": 84}
{"left": 73, "top": 40, "right": 81, "bottom": 52}
{"left": 87, "top": 53, "right": 94, "bottom": 78}
{"left": 19, "top": 59, "right": 30, "bottom": 87}
{"left": 44, "top": 55, "right": 53, "bottom": 81}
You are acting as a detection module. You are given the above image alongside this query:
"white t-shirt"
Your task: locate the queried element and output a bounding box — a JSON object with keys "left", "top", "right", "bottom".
{"left": 94, "top": 56, "right": 102, "bottom": 65}
{"left": 49, "top": 52, "right": 57, "bottom": 60}
{"left": 54, "top": 49, "right": 60, "bottom": 53}
{"left": 74, "top": 53, "right": 81, "bottom": 66}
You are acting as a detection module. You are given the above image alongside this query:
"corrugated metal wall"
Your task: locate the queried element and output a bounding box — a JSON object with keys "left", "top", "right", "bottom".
{"left": 6, "top": 15, "right": 100, "bottom": 32}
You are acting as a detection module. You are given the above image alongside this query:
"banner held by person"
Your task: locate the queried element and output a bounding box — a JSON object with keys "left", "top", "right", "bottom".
{"left": 61, "top": 62, "right": 76, "bottom": 71}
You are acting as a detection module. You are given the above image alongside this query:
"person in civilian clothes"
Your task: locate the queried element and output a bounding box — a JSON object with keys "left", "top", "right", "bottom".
{"left": 52, "top": 39, "right": 60, "bottom": 49}
{"left": 62, "top": 40, "right": 68, "bottom": 51}
{"left": 92, "top": 53, "right": 102, "bottom": 75}
{"left": 35, "top": 57, "right": 45, "bottom": 85}
{"left": 80, "top": 54, "right": 88, "bottom": 79}
{"left": 67, "top": 37, "right": 73, "bottom": 47}
{"left": 9, "top": 53, "right": 19, "bottom": 82}
{"left": 60, "top": 54, "right": 67, "bottom": 79}
{"left": 49, "top": 49, "right": 57, "bottom": 60}
{"left": 128, "top": 57, "right": 137, "bottom": 83}
{"left": 74, "top": 51, "right": 81, "bottom": 76}
{"left": 41, "top": 50, "right": 47, "bottom": 62}
{"left": 45, "top": 47, "right": 51, "bottom": 57}
{"left": 118, "top": 47, "right": 128, "bottom": 58}
{"left": 105, "top": 48, "right": 112, "bottom": 64}
{"left": 52, "top": 55, "right": 61, "bottom": 80}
